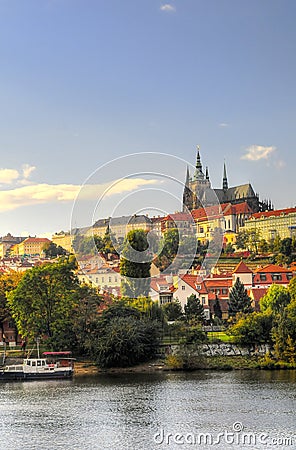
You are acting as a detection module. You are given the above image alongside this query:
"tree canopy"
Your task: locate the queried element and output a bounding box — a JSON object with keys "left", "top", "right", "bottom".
{"left": 260, "top": 284, "right": 291, "bottom": 314}
{"left": 120, "top": 229, "right": 151, "bottom": 299}
{"left": 7, "top": 261, "right": 80, "bottom": 346}
{"left": 88, "top": 301, "right": 161, "bottom": 368}
{"left": 228, "top": 278, "right": 253, "bottom": 318}
{"left": 184, "top": 294, "right": 205, "bottom": 323}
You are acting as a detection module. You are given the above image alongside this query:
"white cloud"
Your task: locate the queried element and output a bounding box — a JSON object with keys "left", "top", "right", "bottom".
{"left": 22, "top": 164, "right": 36, "bottom": 179}
{"left": 0, "top": 168, "right": 19, "bottom": 184}
{"left": 160, "top": 4, "right": 176, "bottom": 12}
{"left": 241, "top": 145, "right": 276, "bottom": 161}
{"left": 219, "top": 123, "right": 229, "bottom": 128}
{"left": 0, "top": 178, "right": 159, "bottom": 213}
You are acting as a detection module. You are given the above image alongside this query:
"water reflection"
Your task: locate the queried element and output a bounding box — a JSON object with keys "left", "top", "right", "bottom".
{"left": 0, "top": 371, "right": 295, "bottom": 449}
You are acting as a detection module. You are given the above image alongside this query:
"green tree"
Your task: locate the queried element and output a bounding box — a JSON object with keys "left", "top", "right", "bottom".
{"left": 90, "top": 302, "right": 161, "bottom": 368}
{"left": 162, "top": 300, "right": 183, "bottom": 321}
{"left": 258, "top": 239, "right": 269, "bottom": 254}
{"left": 224, "top": 243, "right": 234, "bottom": 254}
{"left": 43, "top": 242, "right": 67, "bottom": 258}
{"left": 155, "top": 229, "right": 179, "bottom": 271}
{"left": 102, "top": 227, "right": 118, "bottom": 255}
{"left": 0, "top": 271, "right": 23, "bottom": 341}
{"left": 260, "top": 284, "right": 290, "bottom": 314}
{"left": 230, "top": 312, "right": 273, "bottom": 350}
{"left": 120, "top": 229, "right": 151, "bottom": 299}
{"left": 228, "top": 278, "right": 253, "bottom": 318}
{"left": 247, "top": 229, "right": 261, "bottom": 253}
{"left": 213, "top": 295, "right": 222, "bottom": 320}
{"left": 269, "top": 235, "right": 281, "bottom": 254}
{"left": 288, "top": 276, "right": 296, "bottom": 301}
{"left": 72, "top": 285, "right": 103, "bottom": 354}
{"left": 235, "top": 231, "right": 249, "bottom": 250}
{"left": 236, "top": 230, "right": 261, "bottom": 253}
{"left": 7, "top": 261, "right": 80, "bottom": 348}
{"left": 280, "top": 238, "right": 292, "bottom": 257}
{"left": 184, "top": 294, "right": 205, "bottom": 323}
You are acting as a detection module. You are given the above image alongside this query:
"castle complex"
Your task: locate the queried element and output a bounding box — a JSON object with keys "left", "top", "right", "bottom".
{"left": 183, "top": 147, "right": 272, "bottom": 213}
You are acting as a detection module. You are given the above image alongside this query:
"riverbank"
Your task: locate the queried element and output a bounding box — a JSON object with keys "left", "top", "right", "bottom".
{"left": 74, "top": 355, "right": 296, "bottom": 376}
{"left": 74, "top": 359, "right": 167, "bottom": 376}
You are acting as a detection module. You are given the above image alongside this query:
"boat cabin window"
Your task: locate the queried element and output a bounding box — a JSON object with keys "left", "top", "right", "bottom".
{"left": 32, "top": 361, "right": 36, "bottom": 367}
{"left": 37, "top": 360, "right": 41, "bottom": 366}
{"left": 26, "top": 360, "right": 31, "bottom": 366}
{"left": 42, "top": 360, "right": 45, "bottom": 366}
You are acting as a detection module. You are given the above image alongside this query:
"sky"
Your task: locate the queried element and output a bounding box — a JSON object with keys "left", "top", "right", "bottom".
{"left": 0, "top": 0, "right": 295, "bottom": 237}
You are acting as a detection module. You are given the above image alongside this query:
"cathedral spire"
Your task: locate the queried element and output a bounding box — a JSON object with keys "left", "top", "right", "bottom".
{"left": 196, "top": 145, "right": 202, "bottom": 172}
{"left": 222, "top": 161, "right": 228, "bottom": 190}
{"left": 185, "top": 165, "right": 190, "bottom": 187}
{"left": 194, "top": 145, "right": 204, "bottom": 180}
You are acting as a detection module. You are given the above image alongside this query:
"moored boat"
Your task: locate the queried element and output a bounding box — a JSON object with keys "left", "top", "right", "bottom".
{"left": 0, "top": 351, "right": 74, "bottom": 381}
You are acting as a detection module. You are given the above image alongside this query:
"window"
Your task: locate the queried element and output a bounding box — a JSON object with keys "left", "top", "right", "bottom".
{"left": 201, "top": 297, "right": 206, "bottom": 305}
{"left": 196, "top": 285, "right": 201, "bottom": 290}
{"left": 260, "top": 274, "right": 266, "bottom": 281}
{"left": 108, "top": 277, "right": 112, "bottom": 283}
{"left": 37, "top": 360, "right": 41, "bottom": 367}
{"left": 222, "top": 289, "right": 227, "bottom": 295}
{"left": 102, "top": 277, "right": 104, "bottom": 283}
{"left": 272, "top": 274, "right": 282, "bottom": 281}
{"left": 32, "top": 361, "right": 36, "bottom": 367}
{"left": 182, "top": 286, "right": 185, "bottom": 290}
{"left": 115, "top": 277, "right": 118, "bottom": 282}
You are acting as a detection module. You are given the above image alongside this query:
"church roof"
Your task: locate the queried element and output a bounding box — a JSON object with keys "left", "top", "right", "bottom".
{"left": 215, "top": 183, "right": 256, "bottom": 203}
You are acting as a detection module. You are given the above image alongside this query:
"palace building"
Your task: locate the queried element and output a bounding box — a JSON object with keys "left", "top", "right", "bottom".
{"left": 183, "top": 147, "right": 272, "bottom": 213}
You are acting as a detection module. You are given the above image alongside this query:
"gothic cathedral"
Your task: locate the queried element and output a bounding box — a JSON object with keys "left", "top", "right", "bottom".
{"left": 183, "top": 147, "right": 272, "bottom": 213}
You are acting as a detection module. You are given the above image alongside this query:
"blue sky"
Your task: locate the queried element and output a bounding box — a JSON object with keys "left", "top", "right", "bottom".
{"left": 0, "top": 0, "right": 295, "bottom": 237}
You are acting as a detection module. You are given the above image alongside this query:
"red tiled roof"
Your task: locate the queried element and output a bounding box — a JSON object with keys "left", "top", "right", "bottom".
{"left": 191, "top": 204, "right": 228, "bottom": 221}
{"left": 233, "top": 261, "right": 253, "bottom": 274}
{"left": 191, "top": 202, "right": 252, "bottom": 222}
{"left": 205, "top": 279, "right": 232, "bottom": 288}
{"left": 164, "top": 213, "right": 194, "bottom": 222}
{"left": 254, "top": 264, "right": 292, "bottom": 274}
{"left": 250, "top": 207, "right": 296, "bottom": 220}
{"left": 228, "top": 202, "right": 253, "bottom": 215}
{"left": 180, "top": 274, "right": 208, "bottom": 293}
{"left": 23, "top": 237, "right": 51, "bottom": 243}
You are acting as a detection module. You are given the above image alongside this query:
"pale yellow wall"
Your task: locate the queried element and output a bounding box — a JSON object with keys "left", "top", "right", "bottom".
{"left": 52, "top": 234, "right": 73, "bottom": 253}
{"left": 243, "top": 212, "right": 296, "bottom": 240}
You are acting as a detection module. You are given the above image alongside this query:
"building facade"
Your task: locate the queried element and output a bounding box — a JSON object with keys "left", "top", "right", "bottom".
{"left": 242, "top": 207, "right": 296, "bottom": 241}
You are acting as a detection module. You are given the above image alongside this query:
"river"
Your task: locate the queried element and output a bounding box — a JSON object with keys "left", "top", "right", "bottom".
{"left": 0, "top": 370, "right": 295, "bottom": 449}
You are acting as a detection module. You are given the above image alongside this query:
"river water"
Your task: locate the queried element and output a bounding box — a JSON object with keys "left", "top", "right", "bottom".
{"left": 0, "top": 370, "right": 295, "bottom": 450}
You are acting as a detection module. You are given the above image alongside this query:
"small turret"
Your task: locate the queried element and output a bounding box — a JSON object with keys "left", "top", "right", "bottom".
{"left": 222, "top": 161, "right": 228, "bottom": 190}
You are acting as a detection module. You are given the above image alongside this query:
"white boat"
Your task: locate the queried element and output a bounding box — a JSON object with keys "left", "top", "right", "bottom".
{"left": 0, "top": 351, "right": 74, "bottom": 381}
